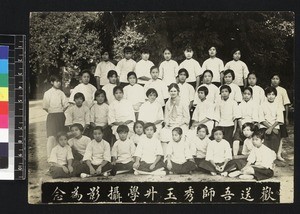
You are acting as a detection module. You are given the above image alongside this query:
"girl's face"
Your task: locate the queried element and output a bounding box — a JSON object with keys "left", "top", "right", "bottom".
{"left": 52, "top": 80, "right": 61, "bottom": 89}
{"left": 233, "top": 50, "right": 241, "bottom": 61}
{"left": 203, "top": 72, "right": 212, "bottom": 84}
{"left": 145, "top": 126, "right": 155, "bottom": 138}
{"left": 109, "top": 75, "right": 117, "bottom": 84}
{"left": 172, "top": 131, "right": 182, "bottom": 142}
{"left": 96, "top": 94, "right": 106, "bottom": 104}
{"left": 124, "top": 52, "right": 133, "bottom": 60}
{"left": 163, "top": 50, "right": 172, "bottom": 61}
{"left": 102, "top": 52, "right": 109, "bottom": 61}
{"left": 271, "top": 75, "right": 280, "bottom": 87}
{"left": 93, "top": 129, "right": 103, "bottom": 142}
{"left": 169, "top": 87, "right": 179, "bottom": 98}
{"left": 243, "top": 126, "right": 254, "bottom": 138}
{"left": 214, "top": 130, "right": 223, "bottom": 142}
{"left": 118, "top": 131, "right": 128, "bottom": 141}
{"left": 178, "top": 73, "right": 187, "bottom": 83}
{"left": 221, "top": 89, "right": 230, "bottom": 100}
{"left": 128, "top": 75, "right": 137, "bottom": 85}
{"left": 75, "top": 97, "right": 84, "bottom": 107}
{"left": 252, "top": 136, "right": 263, "bottom": 148}
{"left": 58, "top": 135, "right": 68, "bottom": 147}
{"left": 224, "top": 73, "right": 233, "bottom": 84}
{"left": 150, "top": 68, "right": 159, "bottom": 80}
{"left": 198, "top": 91, "right": 206, "bottom": 101}
{"left": 135, "top": 123, "right": 144, "bottom": 136}
{"left": 148, "top": 93, "right": 157, "bottom": 103}
{"left": 208, "top": 47, "right": 217, "bottom": 57}
{"left": 197, "top": 128, "right": 207, "bottom": 139}
{"left": 71, "top": 126, "right": 82, "bottom": 138}
{"left": 243, "top": 89, "right": 252, "bottom": 102}
{"left": 267, "top": 92, "right": 276, "bottom": 103}
{"left": 141, "top": 53, "right": 150, "bottom": 61}
{"left": 184, "top": 50, "right": 193, "bottom": 59}
{"left": 114, "top": 90, "right": 124, "bottom": 101}
{"left": 248, "top": 74, "right": 257, "bottom": 86}
{"left": 81, "top": 73, "right": 90, "bottom": 84}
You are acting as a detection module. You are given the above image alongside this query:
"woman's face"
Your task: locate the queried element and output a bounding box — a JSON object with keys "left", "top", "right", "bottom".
{"left": 169, "top": 87, "right": 179, "bottom": 98}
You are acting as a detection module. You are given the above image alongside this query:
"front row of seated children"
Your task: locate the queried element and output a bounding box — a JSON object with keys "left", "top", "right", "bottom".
{"left": 49, "top": 121, "right": 276, "bottom": 181}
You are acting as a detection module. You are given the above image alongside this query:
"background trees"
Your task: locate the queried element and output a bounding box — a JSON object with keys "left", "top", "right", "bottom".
{"left": 29, "top": 12, "right": 294, "bottom": 99}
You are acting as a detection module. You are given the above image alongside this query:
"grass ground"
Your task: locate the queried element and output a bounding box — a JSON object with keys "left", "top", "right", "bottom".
{"left": 28, "top": 100, "right": 294, "bottom": 204}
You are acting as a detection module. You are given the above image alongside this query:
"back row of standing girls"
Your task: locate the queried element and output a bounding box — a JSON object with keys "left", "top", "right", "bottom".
{"left": 43, "top": 45, "right": 291, "bottom": 174}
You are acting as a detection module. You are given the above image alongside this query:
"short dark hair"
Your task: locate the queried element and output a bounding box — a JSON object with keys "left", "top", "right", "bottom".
{"left": 94, "top": 89, "right": 107, "bottom": 102}
{"left": 113, "top": 86, "right": 123, "bottom": 94}
{"left": 178, "top": 68, "right": 189, "bottom": 79}
{"left": 208, "top": 46, "right": 217, "bottom": 51}
{"left": 134, "top": 121, "right": 145, "bottom": 132}
{"left": 212, "top": 126, "right": 224, "bottom": 136}
{"left": 242, "top": 122, "right": 257, "bottom": 132}
{"left": 74, "top": 92, "right": 85, "bottom": 102}
{"left": 184, "top": 45, "right": 193, "bottom": 51}
{"left": 56, "top": 131, "right": 68, "bottom": 141}
{"left": 50, "top": 74, "right": 62, "bottom": 83}
{"left": 231, "top": 48, "right": 241, "bottom": 56}
{"left": 270, "top": 73, "right": 280, "bottom": 80}
{"left": 264, "top": 86, "right": 277, "bottom": 97}
{"left": 150, "top": 66, "right": 158, "bottom": 73}
{"left": 141, "top": 47, "right": 150, "bottom": 54}
{"left": 223, "top": 69, "right": 235, "bottom": 80}
{"left": 80, "top": 69, "right": 91, "bottom": 77}
{"left": 220, "top": 85, "right": 231, "bottom": 94}
{"left": 243, "top": 87, "right": 253, "bottom": 95}
{"left": 70, "top": 123, "right": 84, "bottom": 132}
{"left": 127, "top": 71, "right": 137, "bottom": 80}
{"left": 197, "top": 86, "right": 209, "bottom": 96}
{"left": 197, "top": 124, "right": 209, "bottom": 135}
{"left": 163, "top": 47, "right": 172, "bottom": 54}
{"left": 143, "top": 122, "right": 157, "bottom": 133}
{"left": 124, "top": 46, "right": 133, "bottom": 53}
{"left": 93, "top": 126, "right": 104, "bottom": 133}
{"left": 253, "top": 128, "right": 265, "bottom": 140}
{"left": 146, "top": 88, "right": 158, "bottom": 97}
{"left": 172, "top": 127, "right": 183, "bottom": 136}
{"left": 107, "top": 70, "right": 118, "bottom": 78}
{"left": 168, "top": 83, "right": 180, "bottom": 92}
{"left": 247, "top": 72, "right": 257, "bottom": 79}
{"left": 101, "top": 49, "right": 110, "bottom": 56}
{"left": 202, "top": 70, "right": 214, "bottom": 78}
{"left": 117, "top": 125, "right": 129, "bottom": 133}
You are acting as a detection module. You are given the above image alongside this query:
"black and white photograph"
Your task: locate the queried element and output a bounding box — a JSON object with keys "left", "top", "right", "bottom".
{"left": 28, "top": 11, "right": 294, "bottom": 204}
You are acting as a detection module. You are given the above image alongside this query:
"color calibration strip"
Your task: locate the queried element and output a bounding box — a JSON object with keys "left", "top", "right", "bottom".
{"left": 0, "top": 46, "right": 9, "bottom": 169}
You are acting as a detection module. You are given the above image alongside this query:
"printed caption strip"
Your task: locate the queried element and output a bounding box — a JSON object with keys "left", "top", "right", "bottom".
{"left": 0, "top": 46, "right": 9, "bottom": 169}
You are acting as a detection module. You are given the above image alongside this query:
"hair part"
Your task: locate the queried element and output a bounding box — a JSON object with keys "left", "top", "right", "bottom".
{"left": 143, "top": 122, "right": 157, "bottom": 133}
{"left": 197, "top": 124, "right": 209, "bottom": 135}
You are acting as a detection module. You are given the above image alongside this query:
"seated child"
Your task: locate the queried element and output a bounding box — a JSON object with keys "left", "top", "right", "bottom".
{"left": 215, "top": 85, "right": 241, "bottom": 147}
{"left": 68, "top": 123, "right": 91, "bottom": 161}
{"left": 130, "top": 121, "right": 145, "bottom": 146}
{"left": 188, "top": 124, "right": 211, "bottom": 168}
{"left": 111, "top": 125, "right": 136, "bottom": 176}
{"left": 102, "top": 70, "right": 118, "bottom": 105}
{"left": 234, "top": 129, "right": 276, "bottom": 180}
{"left": 108, "top": 86, "right": 135, "bottom": 139}
{"left": 65, "top": 92, "right": 90, "bottom": 135}
{"left": 138, "top": 88, "right": 164, "bottom": 137}
{"left": 133, "top": 123, "right": 165, "bottom": 174}
{"left": 123, "top": 72, "right": 145, "bottom": 120}
{"left": 48, "top": 132, "right": 74, "bottom": 179}
{"left": 76, "top": 126, "right": 112, "bottom": 177}
{"left": 90, "top": 89, "right": 112, "bottom": 143}
{"left": 165, "top": 127, "right": 196, "bottom": 174}
{"left": 69, "top": 70, "right": 97, "bottom": 108}
{"left": 198, "top": 127, "right": 236, "bottom": 176}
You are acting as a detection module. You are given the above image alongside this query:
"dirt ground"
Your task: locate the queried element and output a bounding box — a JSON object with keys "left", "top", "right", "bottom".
{"left": 28, "top": 100, "right": 294, "bottom": 204}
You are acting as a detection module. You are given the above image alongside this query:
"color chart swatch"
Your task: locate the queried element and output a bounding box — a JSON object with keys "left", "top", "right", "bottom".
{"left": 0, "top": 46, "right": 9, "bottom": 169}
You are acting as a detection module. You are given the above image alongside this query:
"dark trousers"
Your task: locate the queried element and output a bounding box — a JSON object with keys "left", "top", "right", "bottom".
{"left": 262, "top": 129, "right": 281, "bottom": 153}
{"left": 164, "top": 160, "right": 196, "bottom": 174}
{"left": 188, "top": 81, "right": 196, "bottom": 89}
{"left": 50, "top": 165, "right": 72, "bottom": 179}
{"left": 111, "top": 161, "right": 134, "bottom": 175}
{"left": 198, "top": 160, "right": 236, "bottom": 174}
{"left": 232, "top": 158, "right": 248, "bottom": 170}
{"left": 71, "top": 148, "right": 84, "bottom": 162}
{"left": 253, "top": 167, "right": 274, "bottom": 181}
{"left": 73, "top": 162, "right": 112, "bottom": 176}
{"left": 137, "top": 160, "right": 164, "bottom": 172}
{"left": 220, "top": 126, "right": 234, "bottom": 147}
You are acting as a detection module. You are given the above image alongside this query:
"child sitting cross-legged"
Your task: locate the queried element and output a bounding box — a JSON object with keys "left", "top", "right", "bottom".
{"left": 165, "top": 127, "right": 197, "bottom": 174}
{"left": 110, "top": 125, "right": 136, "bottom": 176}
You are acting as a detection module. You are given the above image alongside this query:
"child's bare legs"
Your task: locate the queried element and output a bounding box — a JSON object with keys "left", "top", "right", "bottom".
{"left": 277, "top": 138, "right": 286, "bottom": 161}
{"left": 47, "top": 136, "right": 57, "bottom": 160}
{"left": 232, "top": 140, "right": 240, "bottom": 157}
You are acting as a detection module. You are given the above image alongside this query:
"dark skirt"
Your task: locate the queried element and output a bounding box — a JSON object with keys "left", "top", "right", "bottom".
{"left": 262, "top": 129, "right": 281, "bottom": 153}
{"left": 188, "top": 81, "right": 196, "bottom": 89}
{"left": 280, "top": 111, "right": 288, "bottom": 138}
{"left": 220, "top": 126, "right": 234, "bottom": 148}
{"left": 233, "top": 126, "right": 246, "bottom": 143}
{"left": 46, "top": 112, "right": 66, "bottom": 138}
